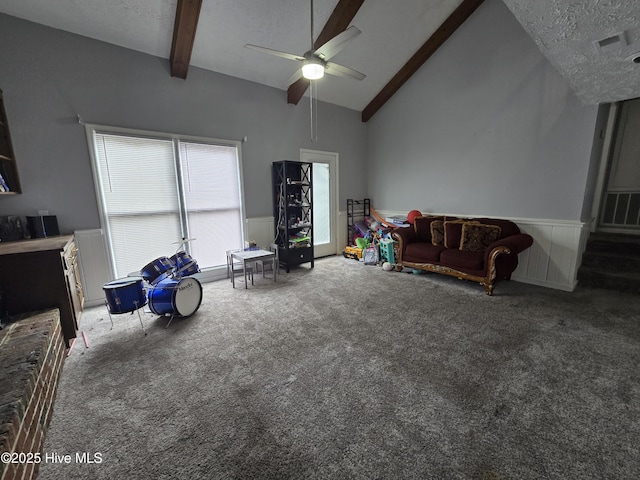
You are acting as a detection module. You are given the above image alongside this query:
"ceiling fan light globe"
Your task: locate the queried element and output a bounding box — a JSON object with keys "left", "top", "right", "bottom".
{"left": 302, "top": 62, "right": 324, "bottom": 80}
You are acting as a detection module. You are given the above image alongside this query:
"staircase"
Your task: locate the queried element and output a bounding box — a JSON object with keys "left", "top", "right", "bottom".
{"left": 577, "top": 232, "right": 640, "bottom": 294}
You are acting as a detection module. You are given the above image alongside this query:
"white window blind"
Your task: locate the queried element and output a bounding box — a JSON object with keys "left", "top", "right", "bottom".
{"left": 92, "top": 129, "right": 243, "bottom": 278}
{"left": 179, "top": 142, "right": 242, "bottom": 267}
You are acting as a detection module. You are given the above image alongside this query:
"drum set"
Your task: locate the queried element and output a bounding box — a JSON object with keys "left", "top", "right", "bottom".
{"left": 102, "top": 241, "right": 203, "bottom": 332}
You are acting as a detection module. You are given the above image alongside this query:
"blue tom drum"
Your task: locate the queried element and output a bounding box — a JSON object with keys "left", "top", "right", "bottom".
{"left": 170, "top": 251, "right": 200, "bottom": 278}
{"left": 140, "top": 256, "right": 174, "bottom": 284}
{"left": 103, "top": 277, "right": 146, "bottom": 314}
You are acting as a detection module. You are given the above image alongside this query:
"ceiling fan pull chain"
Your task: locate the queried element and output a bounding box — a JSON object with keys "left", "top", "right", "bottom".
{"left": 310, "top": 79, "right": 314, "bottom": 141}
{"left": 314, "top": 81, "right": 318, "bottom": 141}
{"left": 309, "top": 80, "right": 312, "bottom": 141}
{"left": 310, "top": 79, "right": 318, "bottom": 142}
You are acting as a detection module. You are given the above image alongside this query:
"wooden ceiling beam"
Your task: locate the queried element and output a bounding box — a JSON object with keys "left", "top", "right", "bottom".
{"left": 287, "top": 0, "right": 365, "bottom": 105}
{"left": 361, "top": 0, "right": 485, "bottom": 122}
{"left": 170, "top": 0, "right": 203, "bottom": 79}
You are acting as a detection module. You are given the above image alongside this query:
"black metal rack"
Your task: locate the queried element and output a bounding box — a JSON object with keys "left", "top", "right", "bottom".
{"left": 347, "top": 198, "right": 370, "bottom": 246}
{"left": 272, "top": 161, "right": 314, "bottom": 272}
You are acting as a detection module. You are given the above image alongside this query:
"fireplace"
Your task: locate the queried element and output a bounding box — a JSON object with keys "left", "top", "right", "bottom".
{"left": 0, "top": 309, "right": 65, "bottom": 480}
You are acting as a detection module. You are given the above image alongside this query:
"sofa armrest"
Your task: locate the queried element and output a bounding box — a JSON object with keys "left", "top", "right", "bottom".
{"left": 484, "top": 233, "right": 534, "bottom": 278}
{"left": 391, "top": 227, "right": 416, "bottom": 265}
{"left": 391, "top": 226, "right": 416, "bottom": 244}
{"left": 491, "top": 233, "right": 534, "bottom": 255}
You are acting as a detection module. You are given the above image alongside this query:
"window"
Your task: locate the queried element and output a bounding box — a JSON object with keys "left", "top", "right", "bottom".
{"left": 88, "top": 126, "right": 244, "bottom": 279}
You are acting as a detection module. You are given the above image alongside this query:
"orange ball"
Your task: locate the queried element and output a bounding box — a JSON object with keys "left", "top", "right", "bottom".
{"left": 407, "top": 210, "right": 422, "bottom": 225}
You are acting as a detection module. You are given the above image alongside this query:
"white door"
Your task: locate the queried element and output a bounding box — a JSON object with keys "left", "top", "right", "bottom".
{"left": 300, "top": 149, "right": 338, "bottom": 257}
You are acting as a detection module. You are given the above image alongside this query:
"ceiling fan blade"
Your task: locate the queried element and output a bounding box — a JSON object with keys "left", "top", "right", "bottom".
{"left": 324, "top": 61, "right": 366, "bottom": 81}
{"left": 244, "top": 44, "right": 305, "bottom": 62}
{"left": 314, "top": 26, "right": 361, "bottom": 60}
{"left": 285, "top": 67, "right": 304, "bottom": 87}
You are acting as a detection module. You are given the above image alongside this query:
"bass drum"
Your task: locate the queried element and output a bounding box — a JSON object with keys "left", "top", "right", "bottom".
{"left": 103, "top": 277, "right": 146, "bottom": 314}
{"left": 148, "top": 277, "right": 202, "bottom": 317}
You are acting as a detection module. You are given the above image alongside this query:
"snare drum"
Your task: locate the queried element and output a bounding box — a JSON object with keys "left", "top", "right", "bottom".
{"left": 140, "top": 256, "right": 174, "bottom": 284}
{"left": 170, "top": 251, "right": 200, "bottom": 278}
{"left": 147, "top": 277, "right": 202, "bottom": 317}
{"left": 103, "top": 277, "right": 146, "bottom": 314}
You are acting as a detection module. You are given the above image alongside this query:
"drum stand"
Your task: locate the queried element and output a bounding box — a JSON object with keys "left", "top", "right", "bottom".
{"left": 106, "top": 300, "right": 147, "bottom": 335}
{"left": 165, "top": 314, "right": 177, "bottom": 329}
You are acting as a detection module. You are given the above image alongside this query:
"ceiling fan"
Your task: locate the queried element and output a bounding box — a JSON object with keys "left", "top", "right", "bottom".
{"left": 244, "top": 0, "right": 366, "bottom": 84}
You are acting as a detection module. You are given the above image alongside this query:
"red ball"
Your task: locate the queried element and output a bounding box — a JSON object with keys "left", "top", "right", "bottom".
{"left": 407, "top": 210, "right": 422, "bottom": 225}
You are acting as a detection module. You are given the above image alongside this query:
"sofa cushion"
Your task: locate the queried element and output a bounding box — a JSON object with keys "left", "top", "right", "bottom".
{"left": 460, "top": 223, "right": 502, "bottom": 252}
{"left": 440, "top": 249, "right": 484, "bottom": 272}
{"left": 414, "top": 216, "right": 440, "bottom": 243}
{"left": 473, "top": 218, "right": 520, "bottom": 239}
{"left": 444, "top": 220, "right": 480, "bottom": 249}
{"left": 444, "top": 220, "right": 463, "bottom": 249}
{"left": 431, "top": 220, "right": 445, "bottom": 245}
{"left": 405, "top": 242, "right": 445, "bottom": 263}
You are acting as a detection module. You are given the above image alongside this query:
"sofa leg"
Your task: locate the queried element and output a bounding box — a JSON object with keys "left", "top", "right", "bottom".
{"left": 483, "top": 283, "right": 494, "bottom": 296}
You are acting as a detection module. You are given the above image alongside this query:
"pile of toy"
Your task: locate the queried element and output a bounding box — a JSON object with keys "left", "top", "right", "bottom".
{"left": 343, "top": 215, "right": 398, "bottom": 270}
{"left": 343, "top": 209, "right": 427, "bottom": 271}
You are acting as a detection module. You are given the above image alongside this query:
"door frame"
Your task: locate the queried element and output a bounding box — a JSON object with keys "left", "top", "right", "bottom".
{"left": 591, "top": 101, "right": 640, "bottom": 235}
{"left": 300, "top": 148, "right": 339, "bottom": 256}
{"left": 590, "top": 102, "right": 619, "bottom": 232}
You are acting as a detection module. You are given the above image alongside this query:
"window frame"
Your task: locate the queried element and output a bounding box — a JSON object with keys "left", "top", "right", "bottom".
{"left": 85, "top": 123, "right": 247, "bottom": 281}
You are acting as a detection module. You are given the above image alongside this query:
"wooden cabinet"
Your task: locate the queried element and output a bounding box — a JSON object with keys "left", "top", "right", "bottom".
{"left": 0, "top": 89, "right": 22, "bottom": 194}
{"left": 0, "top": 235, "right": 82, "bottom": 345}
{"left": 63, "top": 238, "right": 84, "bottom": 321}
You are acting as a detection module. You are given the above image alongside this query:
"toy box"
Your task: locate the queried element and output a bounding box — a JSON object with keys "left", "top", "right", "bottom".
{"left": 379, "top": 238, "right": 397, "bottom": 264}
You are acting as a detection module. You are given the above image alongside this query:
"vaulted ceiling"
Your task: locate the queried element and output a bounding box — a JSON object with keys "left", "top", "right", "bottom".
{"left": 0, "top": 0, "right": 639, "bottom": 121}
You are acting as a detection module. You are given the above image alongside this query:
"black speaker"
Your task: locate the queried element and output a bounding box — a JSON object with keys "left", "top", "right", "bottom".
{"left": 26, "top": 215, "right": 60, "bottom": 238}
{"left": 0, "top": 215, "right": 29, "bottom": 241}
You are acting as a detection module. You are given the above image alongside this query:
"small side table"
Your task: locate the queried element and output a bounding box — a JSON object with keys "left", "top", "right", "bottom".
{"left": 231, "top": 249, "right": 277, "bottom": 288}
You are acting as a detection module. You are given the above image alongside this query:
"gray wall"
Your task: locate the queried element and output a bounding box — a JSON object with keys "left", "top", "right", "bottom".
{"left": 366, "top": 0, "right": 600, "bottom": 221}
{"left": 0, "top": 14, "right": 367, "bottom": 234}
{"left": 0, "top": 0, "right": 607, "bottom": 233}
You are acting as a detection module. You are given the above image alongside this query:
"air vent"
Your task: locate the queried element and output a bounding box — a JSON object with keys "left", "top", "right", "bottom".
{"left": 593, "top": 32, "right": 628, "bottom": 53}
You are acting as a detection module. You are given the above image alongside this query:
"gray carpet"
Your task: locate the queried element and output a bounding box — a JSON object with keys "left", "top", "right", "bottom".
{"left": 38, "top": 256, "right": 640, "bottom": 479}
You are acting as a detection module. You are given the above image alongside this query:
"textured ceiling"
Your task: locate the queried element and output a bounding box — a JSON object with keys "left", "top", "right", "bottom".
{"left": 0, "top": 0, "right": 639, "bottom": 110}
{"left": 502, "top": 0, "right": 640, "bottom": 105}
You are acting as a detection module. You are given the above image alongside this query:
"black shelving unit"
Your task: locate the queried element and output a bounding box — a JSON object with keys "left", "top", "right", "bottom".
{"left": 0, "top": 89, "right": 22, "bottom": 194}
{"left": 347, "top": 198, "right": 370, "bottom": 246}
{"left": 272, "top": 160, "right": 314, "bottom": 272}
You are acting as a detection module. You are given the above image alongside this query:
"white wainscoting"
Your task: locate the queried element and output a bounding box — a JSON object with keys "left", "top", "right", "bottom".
{"left": 74, "top": 229, "right": 112, "bottom": 308}
{"left": 338, "top": 210, "right": 348, "bottom": 251}
{"left": 77, "top": 216, "right": 588, "bottom": 303}
{"left": 375, "top": 211, "right": 588, "bottom": 292}
{"left": 512, "top": 219, "right": 589, "bottom": 291}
